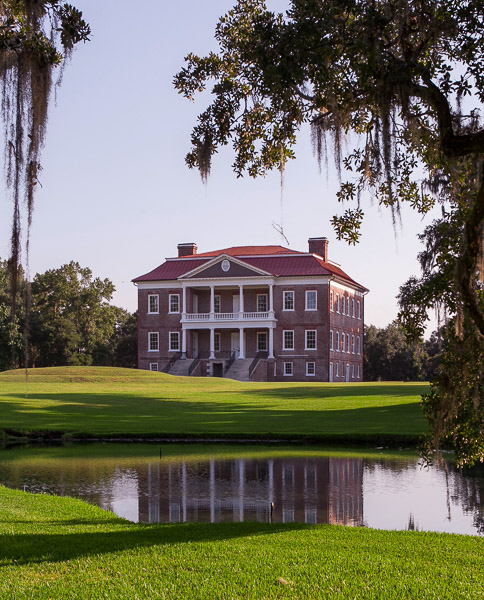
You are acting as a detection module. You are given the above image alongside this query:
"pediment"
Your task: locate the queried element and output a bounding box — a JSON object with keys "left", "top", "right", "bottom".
{"left": 179, "top": 255, "right": 271, "bottom": 279}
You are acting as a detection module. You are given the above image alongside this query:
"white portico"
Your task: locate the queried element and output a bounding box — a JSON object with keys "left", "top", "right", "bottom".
{"left": 179, "top": 276, "right": 276, "bottom": 360}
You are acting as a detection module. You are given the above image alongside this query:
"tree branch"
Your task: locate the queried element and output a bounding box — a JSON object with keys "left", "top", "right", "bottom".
{"left": 456, "top": 173, "right": 484, "bottom": 338}
{"left": 411, "top": 77, "right": 484, "bottom": 158}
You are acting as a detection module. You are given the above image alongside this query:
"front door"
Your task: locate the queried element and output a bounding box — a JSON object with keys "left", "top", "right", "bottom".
{"left": 231, "top": 332, "right": 240, "bottom": 358}
{"left": 192, "top": 332, "right": 199, "bottom": 358}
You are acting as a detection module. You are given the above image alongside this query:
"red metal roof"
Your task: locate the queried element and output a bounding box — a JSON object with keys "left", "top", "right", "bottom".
{"left": 133, "top": 245, "right": 366, "bottom": 289}
{"left": 177, "top": 245, "right": 297, "bottom": 258}
{"left": 133, "top": 259, "right": 209, "bottom": 282}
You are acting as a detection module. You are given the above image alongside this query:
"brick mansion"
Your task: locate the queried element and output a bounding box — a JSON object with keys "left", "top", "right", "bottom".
{"left": 133, "top": 237, "right": 368, "bottom": 382}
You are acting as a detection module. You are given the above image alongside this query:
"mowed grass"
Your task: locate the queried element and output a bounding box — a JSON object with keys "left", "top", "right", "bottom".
{"left": 0, "top": 366, "right": 429, "bottom": 441}
{"left": 1, "top": 486, "right": 482, "bottom": 600}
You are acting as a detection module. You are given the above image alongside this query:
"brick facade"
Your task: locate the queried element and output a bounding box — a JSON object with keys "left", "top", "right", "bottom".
{"left": 134, "top": 239, "right": 367, "bottom": 382}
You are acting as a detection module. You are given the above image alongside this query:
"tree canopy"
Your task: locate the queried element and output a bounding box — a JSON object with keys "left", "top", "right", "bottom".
{"left": 175, "top": 0, "right": 484, "bottom": 465}
{"left": 0, "top": 1, "right": 90, "bottom": 312}
{"left": 0, "top": 260, "right": 137, "bottom": 370}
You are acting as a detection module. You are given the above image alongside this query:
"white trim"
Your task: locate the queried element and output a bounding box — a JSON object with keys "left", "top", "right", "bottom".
{"left": 330, "top": 330, "right": 334, "bottom": 351}
{"left": 335, "top": 331, "right": 340, "bottom": 352}
{"left": 305, "top": 290, "right": 317, "bottom": 311}
{"left": 257, "top": 293, "right": 268, "bottom": 312}
{"left": 283, "top": 362, "right": 293, "bottom": 376}
{"left": 169, "top": 294, "right": 180, "bottom": 314}
{"left": 330, "top": 290, "right": 334, "bottom": 312}
{"left": 305, "top": 330, "right": 317, "bottom": 350}
{"left": 149, "top": 362, "right": 158, "bottom": 371}
{"left": 179, "top": 253, "right": 273, "bottom": 279}
{"left": 283, "top": 290, "right": 295, "bottom": 311}
{"left": 282, "top": 330, "right": 295, "bottom": 350}
{"left": 257, "top": 331, "right": 268, "bottom": 352}
{"left": 148, "top": 294, "right": 159, "bottom": 314}
{"left": 306, "top": 362, "right": 316, "bottom": 376}
{"left": 169, "top": 331, "right": 180, "bottom": 352}
{"left": 148, "top": 331, "right": 159, "bottom": 352}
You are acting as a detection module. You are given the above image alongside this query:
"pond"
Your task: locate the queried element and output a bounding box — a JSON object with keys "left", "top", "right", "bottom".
{"left": 0, "top": 443, "right": 482, "bottom": 535}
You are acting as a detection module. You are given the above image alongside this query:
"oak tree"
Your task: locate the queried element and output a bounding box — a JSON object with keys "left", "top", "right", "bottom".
{"left": 175, "top": 0, "right": 484, "bottom": 464}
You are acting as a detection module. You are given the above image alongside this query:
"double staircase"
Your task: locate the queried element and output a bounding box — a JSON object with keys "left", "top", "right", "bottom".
{"left": 224, "top": 358, "right": 253, "bottom": 382}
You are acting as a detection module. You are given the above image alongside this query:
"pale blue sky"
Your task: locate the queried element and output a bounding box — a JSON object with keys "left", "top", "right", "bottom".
{"left": 0, "top": 0, "right": 440, "bottom": 330}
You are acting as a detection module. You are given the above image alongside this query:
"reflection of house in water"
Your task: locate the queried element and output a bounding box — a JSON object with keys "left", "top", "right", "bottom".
{"left": 138, "top": 457, "right": 364, "bottom": 526}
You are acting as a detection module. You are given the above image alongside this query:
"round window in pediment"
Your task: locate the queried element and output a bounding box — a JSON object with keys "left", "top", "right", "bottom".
{"left": 221, "top": 259, "right": 231, "bottom": 272}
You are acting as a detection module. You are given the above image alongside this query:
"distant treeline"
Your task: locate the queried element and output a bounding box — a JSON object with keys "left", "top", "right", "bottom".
{"left": 364, "top": 322, "right": 443, "bottom": 382}
{"left": 0, "top": 259, "right": 137, "bottom": 371}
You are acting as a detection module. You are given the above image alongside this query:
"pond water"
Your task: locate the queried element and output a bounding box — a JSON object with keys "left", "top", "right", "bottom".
{"left": 0, "top": 443, "right": 482, "bottom": 535}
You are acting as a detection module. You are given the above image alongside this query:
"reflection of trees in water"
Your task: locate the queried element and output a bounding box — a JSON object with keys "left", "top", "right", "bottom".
{"left": 448, "top": 463, "right": 484, "bottom": 534}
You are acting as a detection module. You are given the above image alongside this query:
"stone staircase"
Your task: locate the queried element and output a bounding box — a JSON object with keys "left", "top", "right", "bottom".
{"left": 224, "top": 358, "right": 253, "bottom": 382}
{"left": 167, "top": 358, "right": 193, "bottom": 377}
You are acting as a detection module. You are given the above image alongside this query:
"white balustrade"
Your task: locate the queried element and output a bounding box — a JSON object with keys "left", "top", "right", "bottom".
{"left": 184, "top": 311, "right": 270, "bottom": 322}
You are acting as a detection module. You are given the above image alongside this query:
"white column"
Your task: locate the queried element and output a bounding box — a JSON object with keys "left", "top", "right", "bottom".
{"left": 268, "top": 327, "right": 274, "bottom": 359}
{"left": 269, "top": 283, "right": 274, "bottom": 317}
{"left": 239, "top": 284, "right": 244, "bottom": 318}
{"left": 239, "top": 459, "right": 245, "bottom": 522}
{"left": 182, "top": 286, "right": 187, "bottom": 317}
{"left": 239, "top": 327, "right": 245, "bottom": 359}
{"left": 210, "top": 459, "right": 215, "bottom": 524}
{"left": 181, "top": 327, "right": 187, "bottom": 359}
{"left": 209, "top": 327, "right": 215, "bottom": 359}
{"left": 210, "top": 285, "right": 215, "bottom": 318}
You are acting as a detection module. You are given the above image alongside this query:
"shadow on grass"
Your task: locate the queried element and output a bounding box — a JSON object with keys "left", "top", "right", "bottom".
{"left": 0, "top": 391, "right": 427, "bottom": 437}
{"left": 0, "top": 520, "right": 309, "bottom": 566}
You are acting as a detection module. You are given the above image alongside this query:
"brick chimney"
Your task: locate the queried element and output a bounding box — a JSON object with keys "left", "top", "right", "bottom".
{"left": 177, "top": 243, "right": 197, "bottom": 257}
{"left": 308, "top": 237, "right": 329, "bottom": 261}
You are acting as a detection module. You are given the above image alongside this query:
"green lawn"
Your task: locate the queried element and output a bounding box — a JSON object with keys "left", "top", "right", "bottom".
{"left": 0, "top": 366, "right": 429, "bottom": 442}
{"left": 1, "top": 486, "right": 482, "bottom": 600}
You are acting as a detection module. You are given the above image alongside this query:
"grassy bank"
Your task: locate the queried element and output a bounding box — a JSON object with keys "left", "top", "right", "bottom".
{"left": 1, "top": 486, "right": 482, "bottom": 599}
{"left": 0, "top": 366, "right": 428, "bottom": 443}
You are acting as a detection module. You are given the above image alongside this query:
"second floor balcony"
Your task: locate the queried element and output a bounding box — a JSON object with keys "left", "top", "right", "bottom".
{"left": 181, "top": 311, "right": 274, "bottom": 324}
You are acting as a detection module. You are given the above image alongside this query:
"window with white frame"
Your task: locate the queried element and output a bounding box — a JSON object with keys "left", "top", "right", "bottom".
{"left": 306, "top": 362, "right": 316, "bottom": 376}
{"left": 336, "top": 331, "right": 340, "bottom": 352}
{"left": 283, "top": 330, "right": 294, "bottom": 350}
{"left": 305, "top": 290, "right": 317, "bottom": 310}
{"left": 352, "top": 334, "right": 355, "bottom": 354}
{"left": 352, "top": 298, "right": 355, "bottom": 317}
{"left": 330, "top": 330, "right": 334, "bottom": 350}
{"left": 336, "top": 293, "right": 340, "bottom": 313}
{"left": 148, "top": 332, "right": 159, "bottom": 352}
{"left": 214, "top": 333, "right": 220, "bottom": 352}
{"left": 283, "top": 291, "right": 295, "bottom": 310}
{"left": 149, "top": 363, "right": 158, "bottom": 371}
{"left": 341, "top": 331, "right": 345, "bottom": 352}
{"left": 352, "top": 364, "right": 355, "bottom": 378}
{"left": 257, "top": 332, "right": 268, "bottom": 352}
{"left": 284, "top": 362, "right": 293, "bottom": 376}
{"left": 305, "top": 330, "right": 317, "bottom": 350}
{"left": 330, "top": 291, "right": 334, "bottom": 312}
{"left": 357, "top": 364, "right": 360, "bottom": 378}
{"left": 336, "top": 362, "right": 339, "bottom": 377}
{"left": 342, "top": 296, "right": 346, "bottom": 315}
{"left": 148, "top": 294, "right": 159, "bottom": 314}
{"left": 357, "top": 335, "right": 361, "bottom": 355}
{"left": 257, "top": 294, "right": 268, "bottom": 312}
{"left": 346, "top": 297, "right": 350, "bottom": 315}
{"left": 346, "top": 333, "right": 350, "bottom": 353}
{"left": 357, "top": 300, "right": 361, "bottom": 319}
{"left": 169, "top": 294, "right": 180, "bottom": 313}
{"left": 214, "top": 295, "right": 221, "bottom": 313}
{"left": 169, "top": 332, "right": 180, "bottom": 352}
